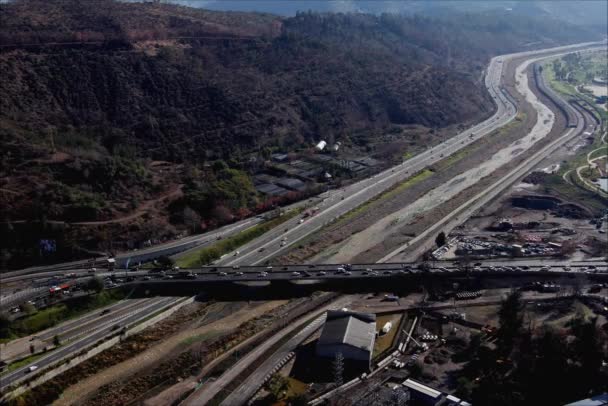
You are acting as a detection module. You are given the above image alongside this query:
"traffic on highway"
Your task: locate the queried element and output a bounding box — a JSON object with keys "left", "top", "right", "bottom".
{"left": 2, "top": 40, "right": 607, "bottom": 401}
{"left": 113, "top": 260, "right": 608, "bottom": 283}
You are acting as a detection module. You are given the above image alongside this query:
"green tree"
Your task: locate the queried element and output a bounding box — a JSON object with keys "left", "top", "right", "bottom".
{"left": 289, "top": 394, "right": 308, "bottom": 406}
{"left": 496, "top": 290, "right": 523, "bottom": 354}
{"left": 199, "top": 247, "right": 220, "bottom": 266}
{"left": 86, "top": 276, "right": 104, "bottom": 293}
{"left": 265, "top": 373, "right": 290, "bottom": 402}
{"left": 0, "top": 312, "right": 11, "bottom": 339}
{"left": 569, "top": 317, "right": 605, "bottom": 398}
{"left": 157, "top": 255, "right": 174, "bottom": 269}
{"left": 332, "top": 352, "right": 344, "bottom": 387}
{"left": 21, "top": 302, "right": 36, "bottom": 315}
{"left": 435, "top": 231, "right": 447, "bottom": 247}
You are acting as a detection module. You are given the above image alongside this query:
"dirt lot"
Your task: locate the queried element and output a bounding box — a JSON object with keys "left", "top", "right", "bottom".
{"left": 449, "top": 186, "right": 607, "bottom": 260}
{"left": 10, "top": 299, "right": 296, "bottom": 406}
{"left": 413, "top": 297, "right": 607, "bottom": 393}
{"left": 374, "top": 313, "right": 403, "bottom": 358}
{"left": 64, "top": 299, "right": 311, "bottom": 406}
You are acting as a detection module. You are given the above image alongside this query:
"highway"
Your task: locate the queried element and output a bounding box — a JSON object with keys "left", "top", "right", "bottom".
{"left": 1, "top": 40, "right": 606, "bottom": 401}
{"left": 3, "top": 45, "right": 603, "bottom": 287}
{"left": 0, "top": 297, "right": 183, "bottom": 391}
{"left": 381, "top": 48, "right": 605, "bottom": 262}
{"left": 183, "top": 295, "right": 355, "bottom": 406}
{"left": 0, "top": 298, "right": 156, "bottom": 363}
{"left": 213, "top": 41, "right": 606, "bottom": 269}
{"left": 116, "top": 260, "right": 607, "bottom": 285}
{"left": 0, "top": 215, "right": 265, "bottom": 283}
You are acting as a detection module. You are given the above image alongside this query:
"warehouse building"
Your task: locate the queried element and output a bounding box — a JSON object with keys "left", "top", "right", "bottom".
{"left": 316, "top": 310, "right": 376, "bottom": 369}
{"left": 403, "top": 379, "right": 442, "bottom": 405}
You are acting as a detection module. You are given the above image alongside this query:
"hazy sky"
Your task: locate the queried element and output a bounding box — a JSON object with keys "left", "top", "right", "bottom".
{"left": 163, "top": 0, "right": 607, "bottom": 27}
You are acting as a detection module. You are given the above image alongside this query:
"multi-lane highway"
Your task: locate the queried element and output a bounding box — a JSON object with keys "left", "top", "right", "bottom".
{"left": 3, "top": 42, "right": 604, "bottom": 287}
{"left": 114, "top": 260, "right": 608, "bottom": 285}
{"left": 1, "top": 40, "right": 606, "bottom": 401}
{"left": 0, "top": 297, "right": 183, "bottom": 391}
{"left": 0, "top": 298, "right": 156, "bottom": 363}
{"left": 382, "top": 52, "right": 603, "bottom": 262}
{"left": 213, "top": 41, "right": 606, "bottom": 268}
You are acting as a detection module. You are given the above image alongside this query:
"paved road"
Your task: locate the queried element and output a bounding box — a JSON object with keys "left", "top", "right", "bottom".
{"left": 382, "top": 48, "right": 605, "bottom": 262}
{"left": 1, "top": 216, "right": 264, "bottom": 283}
{"left": 0, "top": 297, "right": 181, "bottom": 390}
{"left": 0, "top": 298, "right": 154, "bottom": 363}
{"left": 220, "top": 312, "right": 329, "bottom": 406}
{"left": 123, "top": 260, "right": 607, "bottom": 286}
{"left": 213, "top": 41, "right": 606, "bottom": 269}
{"left": 183, "top": 296, "right": 355, "bottom": 406}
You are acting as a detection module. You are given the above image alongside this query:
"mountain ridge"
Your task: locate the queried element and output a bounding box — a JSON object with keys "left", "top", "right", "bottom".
{"left": 0, "top": 0, "right": 601, "bottom": 268}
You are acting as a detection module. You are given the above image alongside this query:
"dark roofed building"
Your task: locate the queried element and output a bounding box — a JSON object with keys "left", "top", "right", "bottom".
{"left": 354, "top": 157, "right": 381, "bottom": 167}
{"left": 276, "top": 177, "right": 306, "bottom": 192}
{"left": 316, "top": 310, "right": 376, "bottom": 368}
{"left": 255, "top": 183, "right": 290, "bottom": 196}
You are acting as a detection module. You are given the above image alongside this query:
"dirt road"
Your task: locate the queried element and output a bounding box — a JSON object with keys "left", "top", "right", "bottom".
{"left": 53, "top": 301, "right": 286, "bottom": 406}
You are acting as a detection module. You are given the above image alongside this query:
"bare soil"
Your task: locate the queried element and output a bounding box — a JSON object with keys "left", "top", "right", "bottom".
{"left": 54, "top": 300, "right": 293, "bottom": 406}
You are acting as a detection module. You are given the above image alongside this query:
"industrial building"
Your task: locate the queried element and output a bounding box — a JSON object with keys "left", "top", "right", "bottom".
{"left": 403, "top": 379, "right": 442, "bottom": 405}
{"left": 316, "top": 310, "right": 376, "bottom": 368}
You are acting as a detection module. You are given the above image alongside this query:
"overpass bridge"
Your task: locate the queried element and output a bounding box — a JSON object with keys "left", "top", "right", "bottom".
{"left": 114, "top": 260, "right": 608, "bottom": 301}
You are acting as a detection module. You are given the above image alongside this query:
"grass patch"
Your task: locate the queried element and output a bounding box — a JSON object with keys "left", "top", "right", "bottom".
{"left": 431, "top": 111, "right": 527, "bottom": 172}
{"left": 334, "top": 169, "right": 434, "bottom": 226}
{"left": 541, "top": 174, "right": 607, "bottom": 214}
{"left": 179, "top": 331, "right": 222, "bottom": 347}
{"left": 373, "top": 313, "right": 403, "bottom": 359}
{"left": 5, "top": 352, "right": 48, "bottom": 374}
{"left": 490, "top": 111, "right": 527, "bottom": 135}
{"left": 559, "top": 142, "right": 603, "bottom": 175}
{"left": 3, "top": 290, "right": 126, "bottom": 339}
{"left": 385, "top": 169, "right": 434, "bottom": 199}
{"left": 588, "top": 148, "right": 607, "bottom": 162}
{"left": 543, "top": 55, "right": 608, "bottom": 124}
{"left": 175, "top": 209, "right": 303, "bottom": 267}
{"left": 402, "top": 151, "right": 413, "bottom": 160}
{"left": 284, "top": 376, "right": 308, "bottom": 398}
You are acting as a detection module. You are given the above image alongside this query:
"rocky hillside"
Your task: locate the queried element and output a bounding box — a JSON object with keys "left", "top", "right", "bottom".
{"left": 0, "top": 0, "right": 600, "bottom": 267}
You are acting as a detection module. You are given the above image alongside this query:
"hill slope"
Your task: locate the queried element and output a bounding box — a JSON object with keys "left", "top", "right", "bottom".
{"left": 0, "top": 0, "right": 600, "bottom": 267}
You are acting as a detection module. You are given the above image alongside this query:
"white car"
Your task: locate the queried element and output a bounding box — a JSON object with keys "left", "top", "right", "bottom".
{"left": 259, "top": 272, "right": 268, "bottom": 277}
{"left": 27, "top": 365, "right": 39, "bottom": 373}
{"left": 291, "top": 271, "right": 301, "bottom": 277}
